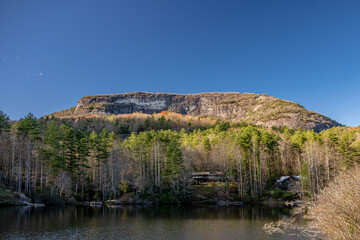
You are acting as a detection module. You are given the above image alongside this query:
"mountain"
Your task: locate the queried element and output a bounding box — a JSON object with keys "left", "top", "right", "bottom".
{"left": 50, "top": 92, "right": 341, "bottom": 131}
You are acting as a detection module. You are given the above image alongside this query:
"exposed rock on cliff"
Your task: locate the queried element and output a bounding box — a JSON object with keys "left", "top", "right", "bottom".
{"left": 52, "top": 92, "right": 340, "bottom": 131}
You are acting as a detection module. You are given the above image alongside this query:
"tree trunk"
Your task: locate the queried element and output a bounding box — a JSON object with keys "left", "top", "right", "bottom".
{"left": 11, "top": 139, "right": 15, "bottom": 187}
{"left": 18, "top": 138, "right": 22, "bottom": 193}
{"left": 26, "top": 138, "right": 31, "bottom": 194}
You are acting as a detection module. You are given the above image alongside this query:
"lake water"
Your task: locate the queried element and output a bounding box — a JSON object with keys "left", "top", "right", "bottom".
{"left": 0, "top": 205, "right": 308, "bottom": 240}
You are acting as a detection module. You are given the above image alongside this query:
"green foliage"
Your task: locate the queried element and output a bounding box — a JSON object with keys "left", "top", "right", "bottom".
{"left": 0, "top": 110, "right": 10, "bottom": 134}
{"left": 144, "top": 118, "right": 150, "bottom": 130}
{"left": 94, "top": 191, "right": 103, "bottom": 201}
{"left": 96, "top": 129, "right": 113, "bottom": 164}
{"left": 159, "top": 192, "right": 179, "bottom": 204}
{"left": 240, "top": 194, "right": 258, "bottom": 202}
{"left": 231, "top": 121, "right": 248, "bottom": 128}
{"left": 214, "top": 121, "right": 230, "bottom": 132}
{"left": 140, "top": 191, "right": 154, "bottom": 202}
{"left": 300, "top": 162, "right": 310, "bottom": 198}
{"left": 159, "top": 193, "right": 168, "bottom": 204}
{"left": 16, "top": 113, "right": 39, "bottom": 138}
{"left": 0, "top": 107, "right": 357, "bottom": 203}
{"left": 260, "top": 130, "right": 279, "bottom": 152}
{"left": 61, "top": 124, "right": 78, "bottom": 177}
{"left": 0, "top": 189, "right": 12, "bottom": 197}
{"left": 268, "top": 189, "right": 295, "bottom": 200}
{"left": 291, "top": 130, "right": 307, "bottom": 150}
{"left": 43, "top": 121, "right": 91, "bottom": 189}
{"left": 338, "top": 131, "right": 360, "bottom": 166}
{"left": 163, "top": 139, "right": 183, "bottom": 186}
{"left": 44, "top": 120, "right": 65, "bottom": 173}
{"left": 203, "top": 137, "right": 211, "bottom": 151}
{"left": 282, "top": 191, "right": 296, "bottom": 200}
{"left": 118, "top": 123, "right": 130, "bottom": 134}
{"left": 283, "top": 126, "right": 295, "bottom": 139}
{"left": 235, "top": 126, "right": 253, "bottom": 149}
{"left": 140, "top": 116, "right": 172, "bottom": 131}
{"left": 270, "top": 188, "right": 284, "bottom": 199}
{"left": 0, "top": 200, "right": 10, "bottom": 206}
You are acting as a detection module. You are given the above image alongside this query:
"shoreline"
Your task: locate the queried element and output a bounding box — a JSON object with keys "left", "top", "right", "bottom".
{"left": 0, "top": 193, "right": 300, "bottom": 208}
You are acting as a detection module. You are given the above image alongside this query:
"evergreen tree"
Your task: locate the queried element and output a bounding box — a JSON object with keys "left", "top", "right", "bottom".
{"left": 44, "top": 120, "right": 65, "bottom": 174}
{"left": 0, "top": 110, "right": 10, "bottom": 134}
{"left": 163, "top": 139, "right": 183, "bottom": 194}
{"left": 61, "top": 124, "right": 78, "bottom": 183}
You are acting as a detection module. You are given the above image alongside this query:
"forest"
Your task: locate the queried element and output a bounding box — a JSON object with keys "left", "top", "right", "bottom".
{"left": 0, "top": 110, "right": 359, "bottom": 204}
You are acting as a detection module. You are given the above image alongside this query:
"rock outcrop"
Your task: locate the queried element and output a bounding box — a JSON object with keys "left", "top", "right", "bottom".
{"left": 53, "top": 92, "right": 341, "bottom": 131}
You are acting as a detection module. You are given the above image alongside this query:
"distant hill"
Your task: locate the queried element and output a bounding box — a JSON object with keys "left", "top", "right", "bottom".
{"left": 49, "top": 92, "right": 341, "bottom": 131}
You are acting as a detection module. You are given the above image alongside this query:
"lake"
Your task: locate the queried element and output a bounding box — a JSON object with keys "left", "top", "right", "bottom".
{"left": 0, "top": 205, "right": 308, "bottom": 240}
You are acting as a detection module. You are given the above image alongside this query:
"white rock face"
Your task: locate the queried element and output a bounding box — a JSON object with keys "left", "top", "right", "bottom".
{"left": 253, "top": 104, "right": 263, "bottom": 112}
{"left": 70, "top": 92, "right": 340, "bottom": 132}
{"left": 116, "top": 98, "right": 167, "bottom": 110}
{"left": 188, "top": 105, "right": 197, "bottom": 111}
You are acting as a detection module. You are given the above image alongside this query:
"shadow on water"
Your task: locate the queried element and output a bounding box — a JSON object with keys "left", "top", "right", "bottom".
{"left": 0, "top": 205, "right": 303, "bottom": 240}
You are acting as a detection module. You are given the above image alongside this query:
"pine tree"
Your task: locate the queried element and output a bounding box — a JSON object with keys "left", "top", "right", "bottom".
{"left": 164, "top": 139, "right": 183, "bottom": 194}
{"left": 44, "top": 120, "right": 65, "bottom": 174}
{"left": 0, "top": 111, "right": 10, "bottom": 134}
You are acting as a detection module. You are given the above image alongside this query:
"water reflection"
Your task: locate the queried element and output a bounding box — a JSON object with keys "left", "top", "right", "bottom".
{"left": 0, "top": 205, "right": 303, "bottom": 240}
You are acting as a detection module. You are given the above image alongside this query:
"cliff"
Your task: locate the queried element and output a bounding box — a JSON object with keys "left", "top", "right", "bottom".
{"left": 52, "top": 92, "right": 341, "bottom": 131}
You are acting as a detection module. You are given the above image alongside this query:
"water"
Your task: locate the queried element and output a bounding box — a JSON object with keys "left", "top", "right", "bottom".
{"left": 0, "top": 205, "right": 307, "bottom": 240}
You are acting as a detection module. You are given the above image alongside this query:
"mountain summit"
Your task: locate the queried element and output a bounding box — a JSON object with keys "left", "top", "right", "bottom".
{"left": 52, "top": 92, "right": 340, "bottom": 131}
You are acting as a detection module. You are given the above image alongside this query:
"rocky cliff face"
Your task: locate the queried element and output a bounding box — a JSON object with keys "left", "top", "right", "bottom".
{"left": 56, "top": 92, "right": 340, "bottom": 131}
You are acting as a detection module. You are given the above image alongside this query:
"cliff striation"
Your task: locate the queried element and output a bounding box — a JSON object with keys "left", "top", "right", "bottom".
{"left": 52, "top": 92, "right": 340, "bottom": 131}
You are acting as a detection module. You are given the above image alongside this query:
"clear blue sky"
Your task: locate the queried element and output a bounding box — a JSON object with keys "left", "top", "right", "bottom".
{"left": 1, "top": 0, "right": 359, "bottom": 126}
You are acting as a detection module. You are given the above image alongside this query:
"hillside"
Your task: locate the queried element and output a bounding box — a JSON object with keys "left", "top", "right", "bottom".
{"left": 50, "top": 92, "right": 341, "bottom": 131}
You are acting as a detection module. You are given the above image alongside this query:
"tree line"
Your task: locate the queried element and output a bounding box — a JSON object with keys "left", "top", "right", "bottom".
{"left": 0, "top": 110, "right": 359, "bottom": 202}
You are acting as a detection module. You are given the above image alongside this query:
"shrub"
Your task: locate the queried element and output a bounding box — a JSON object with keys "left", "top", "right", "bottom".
{"left": 307, "top": 166, "right": 360, "bottom": 239}
{"left": 263, "top": 169, "right": 360, "bottom": 240}
{"left": 240, "top": 194, "right": 257, "bottom": 202}
{"left": 93, "top": 191, "right": 103, "bottom": 201}
{"left": 140, "top": 192, "right": 154, "bottom": 202}
{"left": 270, "top": 189, "right": 284, "bottom": 199}
{"left": 159, "top": 193, "right": 179, "bottom": 204}
{"left": 268, "top": 189, "right": 295, "bottom": 200}
{"left": 159, "top": 193, "right": 169, "bottom": 204}
{"left": 0, "top": 200, "right": 9, "bottom": 206}
{"left": 168, "top": 195, "right": 178, "bottom": 204}
{"left": 33, "top": 194, "right": 66, "bottom": 205}
{"left": 281, "top": 192, "right": 295, "bottom": 200}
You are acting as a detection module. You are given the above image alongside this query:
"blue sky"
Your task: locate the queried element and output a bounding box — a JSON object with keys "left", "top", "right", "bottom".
{"left": 1, "top": 0, "right": 359, "bottom": 126}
